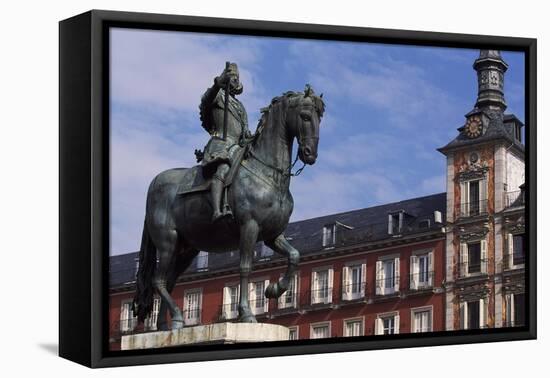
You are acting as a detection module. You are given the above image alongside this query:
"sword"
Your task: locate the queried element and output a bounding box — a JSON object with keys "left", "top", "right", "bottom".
{"left": 223, "top": 61, "right": 230, "bottom": 141}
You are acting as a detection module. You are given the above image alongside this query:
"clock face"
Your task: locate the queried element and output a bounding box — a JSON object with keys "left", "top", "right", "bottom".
{"left": 464, "top": 115, "right": 482, "bottom": 138}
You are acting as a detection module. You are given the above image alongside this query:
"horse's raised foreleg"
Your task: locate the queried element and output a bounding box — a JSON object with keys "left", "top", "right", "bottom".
{"left": 238, "top": 220, "right": 259, "bottom": 323}
{"left": 152, "top": 229, "right": 184, "bottom": 330}
{"left": 264, "top": 233, "right": 299, "bottom": 299}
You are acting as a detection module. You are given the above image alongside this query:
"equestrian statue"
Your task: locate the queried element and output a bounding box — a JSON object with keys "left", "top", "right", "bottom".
{"left": 132, "top": 62, "right": 325, "bottom": 329}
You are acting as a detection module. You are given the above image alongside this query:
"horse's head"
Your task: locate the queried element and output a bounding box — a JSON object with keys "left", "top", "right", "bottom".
{"left": 285, "top": 85, "right": 325, "bottom": 165}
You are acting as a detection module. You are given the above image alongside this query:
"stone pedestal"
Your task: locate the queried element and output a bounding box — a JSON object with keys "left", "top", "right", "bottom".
{"left": 121, "top": 322, "right": 289, "bottom": 350}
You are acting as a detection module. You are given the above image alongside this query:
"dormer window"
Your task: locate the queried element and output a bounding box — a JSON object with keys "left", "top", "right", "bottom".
{"left": 514, "top": 124, "right": 522, "bottom": 142}
{"left": 322, "top": 224, "right": 336, "bottom": 247}
{"left": 388, "top": 212, "right": 403, "bottom": 235}
{"left": 196, "top": 251, "right": 208, "bottom": 271}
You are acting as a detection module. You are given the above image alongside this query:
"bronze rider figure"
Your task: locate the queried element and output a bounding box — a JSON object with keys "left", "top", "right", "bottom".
{"left": 197, "top": 62, "right": 251, "bottom": 222}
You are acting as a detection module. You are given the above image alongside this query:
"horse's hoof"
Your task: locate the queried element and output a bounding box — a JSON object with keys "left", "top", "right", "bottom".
{"left": 158, "top": 323, "right": 169, "bottom": 331}
{"left": 238, "top": 315, "right": 258, "bottom": 323}
{"left": 171, "top": 320, "right": 185, "bottom": 330}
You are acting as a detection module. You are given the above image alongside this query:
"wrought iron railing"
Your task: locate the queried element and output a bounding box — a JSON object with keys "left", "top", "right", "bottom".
{"left": 505, "top": 190, "right": 525, "bottom": 208}
{"left": 218, "top": 299, "right": 269, "bottom": 321}
{"left": 340, "top": 283, "right": 367, "bottom": 301}
{"left": 406, "top": 271, "right": 434, "bottom": 290}
{"left": 503, "top": 253, "right": 526, "bottom": 269}
{"left": 307, "top": 287, "right": 334, "bottom": 305}
{"left": 502, "top": 320, "right": 525, "bottom": 327}
{"left": 458, "top": 259, "right": 489, "bottom": 277}
{"left": 459, "top": 199, "right": 488, "bottom": 217}
{"left": 375, "top": 276, "right": 401, "bottom": 295}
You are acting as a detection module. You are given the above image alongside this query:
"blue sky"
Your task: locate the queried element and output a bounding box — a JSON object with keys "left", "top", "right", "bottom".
{"left": 109, "top": 28, "right": 525, "bottom": 255}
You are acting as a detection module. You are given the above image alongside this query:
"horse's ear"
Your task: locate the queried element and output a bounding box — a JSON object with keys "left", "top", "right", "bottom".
{"left": 320, "top": 93, "right": 323, "bottom": 98}
{"left": 304, "top": 84, "right": 314, "bottom": 97}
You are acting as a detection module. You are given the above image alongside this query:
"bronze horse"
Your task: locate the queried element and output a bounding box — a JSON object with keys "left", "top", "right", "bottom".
{"left": 133, "top": 86, "right": 324, "bottom": 329}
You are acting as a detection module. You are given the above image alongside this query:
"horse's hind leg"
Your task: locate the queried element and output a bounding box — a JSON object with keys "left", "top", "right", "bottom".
{"left": 238, "top": 220, "right": 260, "bottom": 323}
{"left": 157, "top": 246, "right": 199, "bottom": 330}
{"left": 151, "top": 228, "right": 185, "bottom": 330}
{"left": 264, "top": 233, "right": 299, "bottom": 299}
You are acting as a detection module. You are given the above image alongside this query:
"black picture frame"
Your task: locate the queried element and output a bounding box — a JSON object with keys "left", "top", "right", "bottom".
{"left": 59, "top": 9, "right": 537, "bottom": 368}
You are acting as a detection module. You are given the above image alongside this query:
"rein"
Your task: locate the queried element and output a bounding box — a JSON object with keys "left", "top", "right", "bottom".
{"left": 248, "top": 148, "right": 306, "bottom": 177}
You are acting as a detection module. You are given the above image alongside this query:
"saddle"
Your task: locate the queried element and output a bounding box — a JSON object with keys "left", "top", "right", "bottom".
{"left": 176, "top": 145, "right": 248, "bottom": 196}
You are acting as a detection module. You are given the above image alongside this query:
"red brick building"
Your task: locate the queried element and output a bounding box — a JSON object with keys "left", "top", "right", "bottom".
{"left": 109, "top": 193, "right": 446, "bottom": 350}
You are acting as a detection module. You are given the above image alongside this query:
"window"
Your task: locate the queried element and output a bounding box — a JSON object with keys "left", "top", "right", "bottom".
{"left": 278, "top": 274, "right": 298, "bottom": 309}
{"left": 288, "top": 326, "right": 299, "bottom": 340}
{"left": 388, "top": 212, "right": 403, "bottom": 235}
{"left": 342, "top": 263, "right": 366, "bottom": 300}
{"left": 322, "top": 224, "right": 336, "bottom": 247}
{"left": 120, "top": 300, "right": 137, "bottom": 333}
{"left": 410, "top": 251, "right": 433, "bottom": 290}
{"left": 249, "top": 279, "right": 270, "bottom": 315}
{"left": 310, "top": 322, "right": 331, "bottom": 339}
{"left": 344, "top": 319, "right": 364, "bottom": 337}
{"left": 134, "top": 258, "right": 140, "bottom": 276}
{"left": 196, "top": 251, "right": 208, "bottom": 270}
{"left": 468, "top": 242, "right": 481, "bottom": 273}
{"left": 311, "top": 268, "right": 333, "bottom": 304}
{"left": 460, "top": 179, "right": 487, "bottom": 217}
{"left": 460, "top": 240, "right": 487, "bottom": 277}
{"left": 506, "top": 293, "right": 525, "bottom": 327}
{"left": 144, "top": 296, "right": 161, "bottom": 331}
{"left": 511, "top": 234, "right": 525, "bottom": 266}
{"left": 184, "top": 290, "right": 201, "bottom": 325}
{"left": 418, "top": 219, "right": 431, "bottom": 229}
{"left": 376, "top": 257, "right": 400, "bottom": 295}
{"left": 222, "top": 284, "right": 240, "bottom": 319}
{"left": 411, "top": 308, "right": 432, "bottom": 333}
{"left": 460, "top": 299, "right": 487, "bottom": 330}
{"left": 375, "top": 313, "right": 400, "bottom": 335}
{"left": 515, "top": 124, "right": 522, "bottom": 142}
{"left": 469, "top": 180, "right": 480, "bottom": 215}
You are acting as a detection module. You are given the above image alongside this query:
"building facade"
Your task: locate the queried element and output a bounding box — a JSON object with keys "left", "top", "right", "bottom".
{"left": 109, "top": 194, "right": 447, "bottom": 350}
{"left": 108, "top": 50, "right": 526, "bottom": 350}
{"left": 438, "top": 50, "right": 526, "bottom": 330}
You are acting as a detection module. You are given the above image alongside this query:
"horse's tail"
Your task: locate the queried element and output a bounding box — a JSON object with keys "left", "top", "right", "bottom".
{"left": 132, "top": 220, "right": 156, "bottom": 323}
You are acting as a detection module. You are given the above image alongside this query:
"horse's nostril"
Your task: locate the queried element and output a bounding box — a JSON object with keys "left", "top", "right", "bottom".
{"left": 303, "top": 147, "right": 311, "bottom": 156}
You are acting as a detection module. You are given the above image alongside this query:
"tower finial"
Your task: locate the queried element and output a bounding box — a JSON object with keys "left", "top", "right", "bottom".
{"left": 473, "top": 49, "right": 508, "bottom": 112}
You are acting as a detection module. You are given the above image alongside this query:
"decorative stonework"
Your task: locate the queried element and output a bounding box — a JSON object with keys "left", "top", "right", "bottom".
{"left": 457, "top": 283, "right": 490, "bottom": 301}
{"left": 458, "top": 226, "right": 489, "bottom": 243}
{"left": 505, "top": 215, "right": 525, "bottom": 234}
{"left": 458, "top": 166, "right": 489, "bottom": 181}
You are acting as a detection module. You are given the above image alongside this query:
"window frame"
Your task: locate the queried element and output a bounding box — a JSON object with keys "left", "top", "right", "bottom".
{"left": 375, "top": 311, "right": 400, "bottom": 335}
{"left": 310, "top": 321, "right": 331, "bottom": 339}
{"left": 410, "top": 305, "right": 433, "bottom": 333}
{"left": 183, "top": 288, "right": 202, "bottom": 326}
{"left": 343, "top": 317, "right": 365, "bottom": 337}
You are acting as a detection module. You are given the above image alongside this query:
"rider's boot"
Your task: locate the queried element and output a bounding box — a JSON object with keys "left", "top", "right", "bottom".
{"left": 211, "top": 174, "right": 232, "bottom": 222}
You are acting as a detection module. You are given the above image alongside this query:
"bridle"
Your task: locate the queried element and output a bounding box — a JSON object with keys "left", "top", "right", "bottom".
{"left": 249, "top": 97, "right": 318, "bottom": 177}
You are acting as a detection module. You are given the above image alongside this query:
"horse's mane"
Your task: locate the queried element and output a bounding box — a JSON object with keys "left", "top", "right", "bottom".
{"left": 252, "top": 88, "right": 325, "bottom": 139}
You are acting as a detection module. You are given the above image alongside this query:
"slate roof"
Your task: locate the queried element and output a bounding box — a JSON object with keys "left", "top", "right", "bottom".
{"left": 438, "top": 110, "right": 524, "bottom": 154}
{"left": 110, "top": 192, "right": 446, "bottom": 289}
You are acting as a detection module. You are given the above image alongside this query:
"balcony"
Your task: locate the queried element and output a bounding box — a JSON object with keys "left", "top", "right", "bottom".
{"left": 505, "top": 190, "right": 525, "bottom": 208}
{"left": 503, "top": 253, "right": 526, "bottom": 270}
{"left": 459, "top": 199, "right": 488, "bottom": 218}
{"left": 407, "top": 271, "right": 434, "bottom": 291}
{"left": 219, "top": 299, "right": 269, "bottom": 321}
{"left": 502, "top": 320, "right": 525, "bottom": 328}
{"left": 458, "top": 259, "right": 489, "bottom": 278}
{"left": 375, "top": 276, "right": 400, "bottom": 296}
{"left": 341, "top": 283, "right": 367, "bottom": 302}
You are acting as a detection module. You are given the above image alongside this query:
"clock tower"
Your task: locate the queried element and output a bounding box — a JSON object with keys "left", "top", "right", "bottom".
{"left": 438, "top": 50, "right": 526, "bottom": 331}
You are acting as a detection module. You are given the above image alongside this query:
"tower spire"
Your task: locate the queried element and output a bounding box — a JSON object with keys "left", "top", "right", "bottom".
{"left": 473, "top": 50, "right": 508, "bottom": 112}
